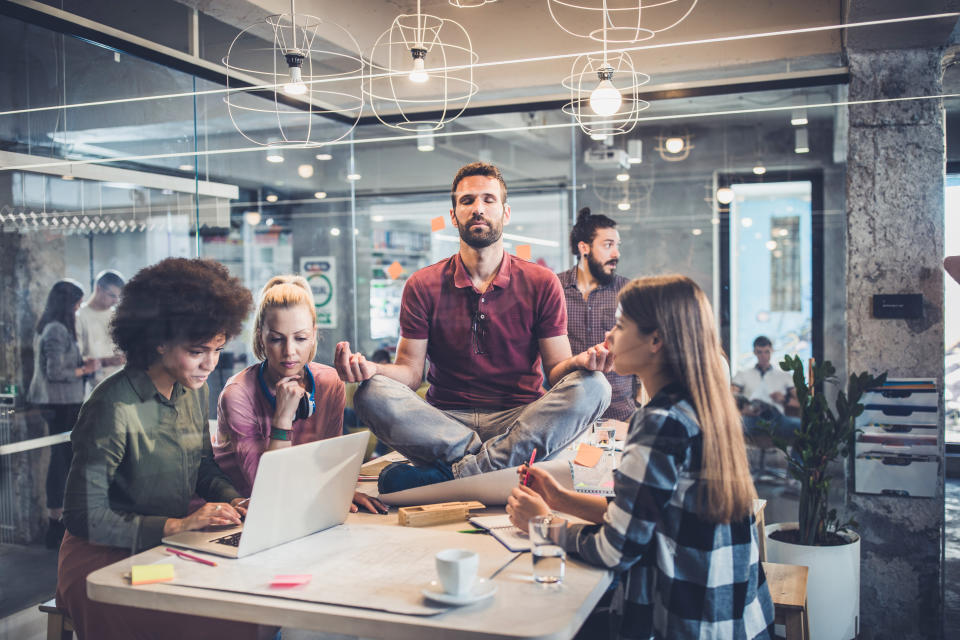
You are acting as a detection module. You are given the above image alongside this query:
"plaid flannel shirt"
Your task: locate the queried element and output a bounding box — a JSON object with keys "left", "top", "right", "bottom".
{"left": 557, "top": 267, "right": 635, "bottom": 420}
{"left": 563, "top": 383, "right": 775, "bottom": 640}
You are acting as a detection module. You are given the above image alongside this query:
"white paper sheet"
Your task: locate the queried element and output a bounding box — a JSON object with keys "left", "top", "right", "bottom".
{"left": 377, "top": 459, "right": 574, "bottom": 506}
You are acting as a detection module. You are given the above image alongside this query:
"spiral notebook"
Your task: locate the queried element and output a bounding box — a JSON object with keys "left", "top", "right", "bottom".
{"left": 468, "top": 514, "right": 531, "bottom": 552}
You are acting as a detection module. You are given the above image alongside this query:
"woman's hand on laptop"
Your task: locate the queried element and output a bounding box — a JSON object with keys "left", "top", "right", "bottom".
{"left": 162, "top": 502, "right": 243, "bottom": 535}
{"left": 351, "top": 491, "right": 389, "bottom": 515}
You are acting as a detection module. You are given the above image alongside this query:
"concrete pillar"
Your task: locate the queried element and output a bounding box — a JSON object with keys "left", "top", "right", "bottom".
{"left": 845, "top": 48, "right": 945, "bottom": 639}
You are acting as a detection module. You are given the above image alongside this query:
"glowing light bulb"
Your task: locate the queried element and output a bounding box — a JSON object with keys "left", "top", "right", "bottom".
{"left": 753, "top": 164, "right": 767, "bottom": 175}
{"left": 616, "top": 172, "right": 629, "bottom": 182}
{"left": 283, "top": 66, "right": 307, "bottom": 95}
{"left": 297, "top": 164, "right": 314, "bottom": 179}
{"left": 716, "top": 187, "right": 735, "bottom": 205}
{"left": 409, "top": 49, "right": 428, "bottom": 83}
{"left": 283, "top": 51, "right": 307, "bottom": 95}
{"left": 244, "top": 211, "right": 261, "bottom": 226}
{"left": 589, "top": 70, "right": 622, "bottom": 117}
{"left": 664, "top": 137, "right": 684, "bottom": 154}
{"left": 617, "top": 201, "right": 630, "bottom": 211}
{"left": 314, "top": 191, "right": 327, "bottom": 199}
{"left": 330, "top": 227, "right": 341, "bottom": 236}
{"left": 265, "top": 194, "right": 279, "bottom": 203}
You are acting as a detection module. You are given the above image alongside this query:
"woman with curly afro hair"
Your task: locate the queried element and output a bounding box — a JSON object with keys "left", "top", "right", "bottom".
{"left": 55, "top": 258, "right": 273, "bottom": 639}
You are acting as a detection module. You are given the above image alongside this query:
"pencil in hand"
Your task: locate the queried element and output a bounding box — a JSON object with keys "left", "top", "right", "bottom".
{"left": 520, "top": 448, "right": 538, "bottom": 486}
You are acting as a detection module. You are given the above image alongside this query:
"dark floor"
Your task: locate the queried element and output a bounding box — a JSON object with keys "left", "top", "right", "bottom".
{"left": 0, "top": 542, "right": 58, "bottom": 619}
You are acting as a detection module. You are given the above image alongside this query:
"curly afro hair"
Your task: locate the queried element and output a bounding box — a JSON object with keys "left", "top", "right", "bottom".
{"left": 111, "top": 258, "right": 253, "bottom": 369}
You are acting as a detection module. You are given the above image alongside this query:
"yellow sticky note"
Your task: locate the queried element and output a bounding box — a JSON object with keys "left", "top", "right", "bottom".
{"left": 131, "top": 563, "right": 175, "bottom": 586}
{"left": 431, "top": 216, "right": 446, "bottom": 232}
{"left": 516, "top": 244, "right": 532, "bottom": 261}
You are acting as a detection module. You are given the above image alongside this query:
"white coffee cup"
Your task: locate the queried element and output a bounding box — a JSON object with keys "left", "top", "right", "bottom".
{"left": 435, "top": 548, "right": 478, "bottom": 596}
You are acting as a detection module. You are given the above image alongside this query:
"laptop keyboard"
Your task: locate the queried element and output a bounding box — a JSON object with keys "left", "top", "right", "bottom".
{"left": 211, "top": 532, "right": 243, "bottom": 547}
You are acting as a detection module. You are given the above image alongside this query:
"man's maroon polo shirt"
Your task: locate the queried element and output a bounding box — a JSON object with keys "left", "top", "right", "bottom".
{"left": 399, "top": 252, "right": 567, "bottom": 410}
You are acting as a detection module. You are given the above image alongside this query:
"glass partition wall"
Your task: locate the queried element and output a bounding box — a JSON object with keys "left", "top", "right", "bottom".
{"left": 0, "top": 9, "right": 849, "bottom": 548}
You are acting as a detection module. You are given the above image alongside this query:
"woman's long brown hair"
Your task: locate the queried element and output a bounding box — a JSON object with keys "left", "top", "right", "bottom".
{"left": 619, "top": 275, "right": 756, "bottom": 523}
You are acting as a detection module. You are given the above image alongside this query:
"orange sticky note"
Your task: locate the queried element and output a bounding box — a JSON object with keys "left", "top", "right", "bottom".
{"left": 516, "top": 244, "right": 532, "bottom": 261}
{"left": 431, "top": 216, "right": 446, "bottom": 232}
{"left": 574, "top": 443, "right": 604, "bottom": 468}
{"left": 130, "top": 563, "right": 174, "bottom": 585}
{"left": 386, "top": 261, "right": 404, "bottom": 280}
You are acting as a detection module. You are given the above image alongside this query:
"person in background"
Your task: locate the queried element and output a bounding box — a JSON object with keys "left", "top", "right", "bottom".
{"left": 27, "top": 280, "right": 100, "bottom": 549}
{"left": 336, "top": 161, "right": 611, "bottom": 493}
{"left": 370, "top": 348, "right": 391, "bottom": 364}
{"left": 557, "top": 207, "right": 634, "bottom": 422}
{"left": 506, "top": 275, "right": 774, "bottom": 640}
{"left": 731, "top": 335, "right": 801, "bottom": 441}
{"left": 214, "top": 275, "right": 383, "bottom": 513}
{"left": 76, "top": 269, "right": 125, "bottom": 395}
{"left": 57, "top": 258, "right": 270, "bottom": 640}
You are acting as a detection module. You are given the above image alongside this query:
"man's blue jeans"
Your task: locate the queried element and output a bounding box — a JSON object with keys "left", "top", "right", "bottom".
{"left": 354, "top": 370, "right": 611, "bottom": 478}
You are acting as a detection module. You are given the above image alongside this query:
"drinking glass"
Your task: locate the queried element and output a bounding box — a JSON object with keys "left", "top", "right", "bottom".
{"left": 529, "top": 515, "right": 565, "bottom": 584}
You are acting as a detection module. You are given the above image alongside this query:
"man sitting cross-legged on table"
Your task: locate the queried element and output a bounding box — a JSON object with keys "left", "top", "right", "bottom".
{"left": 336, "top": 161, "right": 612, "bottom": 493}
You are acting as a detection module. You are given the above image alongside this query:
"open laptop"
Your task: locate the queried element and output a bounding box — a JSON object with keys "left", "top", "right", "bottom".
{"left": 163, "top": 430, "right": 369, "bottom": 558}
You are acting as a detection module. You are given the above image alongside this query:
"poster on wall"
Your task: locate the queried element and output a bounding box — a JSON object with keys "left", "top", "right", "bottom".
{"left": 300, "top": 256, "right": 337, "bottom": 328}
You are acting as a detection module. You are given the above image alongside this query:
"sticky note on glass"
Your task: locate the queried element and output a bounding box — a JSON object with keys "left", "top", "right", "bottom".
{"left": 431, "top": 216, "right": 446, "bottom": 232}
{"left": 516, "top": 244, "right": 532, "bottom": 261}
{"left": 386, "top": 261, "right": 404, "bottom": 280}
{"left": 574, "top": 443, "right": 604, "bottom": 468}
{"left": 130, "top": 563, "right": 174, "bottom": 585}
{"left": 270, "top": 574, "right": 312, "bottom": 588}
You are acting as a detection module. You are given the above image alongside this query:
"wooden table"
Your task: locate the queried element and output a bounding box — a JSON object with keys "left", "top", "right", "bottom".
{"left": 87, "top": 508, "right": 612, "bottom": 640}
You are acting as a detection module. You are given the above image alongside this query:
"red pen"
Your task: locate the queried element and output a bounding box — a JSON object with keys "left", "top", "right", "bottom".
{"left": 165, "top": 547, "right": 218, "bottom": 567}
{"left": 521, "top": 448, "right": 538, "bottom": 486}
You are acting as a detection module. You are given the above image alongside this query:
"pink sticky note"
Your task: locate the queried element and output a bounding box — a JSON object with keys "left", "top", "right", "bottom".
{"left": 270, "top": 574, "right": 312, "bottom": 588}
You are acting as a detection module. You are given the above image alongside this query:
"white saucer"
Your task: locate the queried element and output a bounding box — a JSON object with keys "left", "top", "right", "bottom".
{"left": 421, "top": 578, "right": 497, "bottom": 605}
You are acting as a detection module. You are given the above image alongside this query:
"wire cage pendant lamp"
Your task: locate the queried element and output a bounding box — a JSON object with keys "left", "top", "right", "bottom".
{"left": 222, "top": 0, "right": 364, "bottom": 148}
{"left": 548, "top": 0, "right": 699, "bottom": 43}
{"left": 563, "top": 1, "right": 650, "bottom": 137}
{"left": 367, "top": 0, "right": 478, "bottom": 132}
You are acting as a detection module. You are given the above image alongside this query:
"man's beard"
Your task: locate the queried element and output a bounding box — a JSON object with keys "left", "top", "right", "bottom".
{"left": 586, "top": 252, "right": 618, "bottom": 285}
{"left": 457, "top": 216, "right": 502, "bottom": 249}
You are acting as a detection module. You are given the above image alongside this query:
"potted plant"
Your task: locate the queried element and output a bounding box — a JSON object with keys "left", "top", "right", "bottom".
{"left": 763, "top": 354, "right": 886, "bottom": 640}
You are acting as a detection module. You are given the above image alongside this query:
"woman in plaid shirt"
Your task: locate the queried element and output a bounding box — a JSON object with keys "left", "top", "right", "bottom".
{"left": 507, "top": 275, "right": 775, "bottom": 639}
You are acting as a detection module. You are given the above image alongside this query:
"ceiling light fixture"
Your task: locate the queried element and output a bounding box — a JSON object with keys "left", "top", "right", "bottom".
{"left": 692, "top": 228, "right": 702, "bottom": 236}
{"left": 548, "top": 1, "right": 699, "bottom": 43}
{"left": 409, "top": 48, "right": 429, "bottom": 83}
{"left": 656, "top": 132, "right": 693, "bottom": 161}
{"left": 664, "top": 137, "right": 684, "bottom": 154}
{"left": 616, "top": 172, "right": 629, "bottom": 182}
{"left": 265, "top": 193, "right": 279, "bottom": 203}
{"left": 589, "top": 68, "right": 622, "bottom": 116}
{"left": 617, "top": 201, "right": 631, "bottom": 211}
{"left": 297, "top": 163, "right": 314, "bottom": 178}
{"left": 716, "top": 187, "right": 735, "bottom": 205}
{"left": 315, "top": 152, "right": 332, "bottom": 161}
{"left": 346, "top": 172, "right": 361, "bottom": 181}
{"left": 627, "top": 139, "right": 642, "bottom": 164}
{"left": 244, "top": 210, "right": 261, "bottom": 226}
{"left": 753, "top": 164, "right": 767, "bottom": 175}
{"left": 178, "top": 163, "right": 194, "bottom": 171}
{"left": 417, "top": 124, "right": 436, "bottom": 151}
{"left": 330, "top": 227, "right": 341, "bottom": 236}
{"left": 368, "top": 0, "right": 478, "bottom": 131}
{"left": 795, "top": 128, "right": 810, "bottom": 153}
{"left": 265, "top": 217, "right": 275, "bottom": 226}
{"left": 314, "top": 191, "right": 327, "bottom": 199}
{"left": 223, "top": 0, "right": 362, "bottom": 147}
{"left": 266, "top": 146, "right": 285, "bottom": 163}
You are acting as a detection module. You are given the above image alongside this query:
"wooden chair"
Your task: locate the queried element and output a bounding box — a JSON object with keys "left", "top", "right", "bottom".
{"left": 761, "top": 562, "right": 810, "bottom": 640}
{"left": 38, "top": 598, "right": 74, "bottom": 640}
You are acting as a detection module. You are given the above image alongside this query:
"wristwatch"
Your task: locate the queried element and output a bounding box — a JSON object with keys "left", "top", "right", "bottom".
{"left": 269, "top": 426, "right": 292, "bottom": 441}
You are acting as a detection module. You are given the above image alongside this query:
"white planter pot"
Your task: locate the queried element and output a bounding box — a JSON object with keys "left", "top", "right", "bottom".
{"left": 764, "top": 522, "right": 860, "bottom": 640}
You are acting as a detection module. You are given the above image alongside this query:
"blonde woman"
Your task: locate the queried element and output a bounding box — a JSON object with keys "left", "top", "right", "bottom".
{"left": 506, "top": 275, "right": 774, "bottom": 639}
{"left": 214, "top": 276, "right": 384, "bottom": 513}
